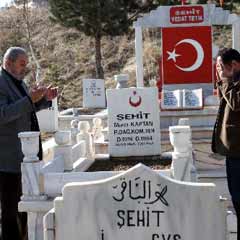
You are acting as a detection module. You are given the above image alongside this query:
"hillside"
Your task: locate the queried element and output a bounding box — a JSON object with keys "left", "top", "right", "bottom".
{"left": 0, "top": 5, "right": 238, "bottom": 110}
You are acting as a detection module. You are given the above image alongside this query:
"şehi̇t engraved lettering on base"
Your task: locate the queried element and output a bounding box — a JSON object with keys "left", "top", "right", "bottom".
{"left": 117, "top": 208, "right": 165, "bottom": 229}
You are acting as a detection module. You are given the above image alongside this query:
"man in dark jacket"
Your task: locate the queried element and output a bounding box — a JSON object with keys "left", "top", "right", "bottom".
{"left": 212, "top": 48, "right": 240, "bottom": 240}
{"left": 0, "top": 47, "right": 57, "bottom": 240}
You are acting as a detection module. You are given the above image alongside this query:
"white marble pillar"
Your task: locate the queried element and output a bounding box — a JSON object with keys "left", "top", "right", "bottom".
{"left": 43, "top": 209, "right": 55, "bottom": 240}
{"left": 28, "top": 212, "right": 46, "bottom": 240}
{"left": 178, "top": 119, "right": 197, "bottom": 181}
{"left": 19, "top": 132, "right": 54, "bottom": 240}
{"left": 70, "top": 119, "right": 79, "bottom": 145}
{"left": 169, "top": 126, "right": 193, "bottom": 182}
{"left": 77, "top": 121, "right": 95, "bottom": 160}
{"left": 92, "top": 117, "right": 104, "bottom": 142}
{"left": 19, "top": 131, "right": 40, "bottom": 162}
{"left": 18, "top": 132, "right": 46, "bottom": 201}
{"left": 135, "top": 26, "right": 144, "bottom": 87}
{"left": 54, "top": 131, "right": 73, "bottom": 171}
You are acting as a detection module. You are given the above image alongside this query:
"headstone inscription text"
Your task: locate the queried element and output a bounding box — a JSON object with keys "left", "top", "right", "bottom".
{"left": 161, "top": 89, "right": 203, "bottom": 110}
{"left": 107, "top": 88, "right": 161, "bottom": 157}
{"left": 183, "top": 88, "right": 203, "bottom": 109}
{"left": 162, "top": 90, "right": 181, "bottom": 109}
{"left": 53, "top": 164, "right": 226, "bottom": 240}
{"left": 83, "top": 79, "right": 106, "bottom": 108}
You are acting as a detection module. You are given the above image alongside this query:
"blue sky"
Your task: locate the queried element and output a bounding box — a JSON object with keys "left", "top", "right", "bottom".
{"left": 0, "top": 0, "right": 12, "bottom": 8}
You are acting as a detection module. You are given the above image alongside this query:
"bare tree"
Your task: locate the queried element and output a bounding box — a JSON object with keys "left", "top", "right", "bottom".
{"left": 22, "top": 0, "right": 41, "bottom": 84}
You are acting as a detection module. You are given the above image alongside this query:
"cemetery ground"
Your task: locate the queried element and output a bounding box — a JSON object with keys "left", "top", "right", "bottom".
{"left": 87, "top": 155, "right": 171, "bottom": 171}
{"left": 1, "top": 3, "right": 240, "bottom": 240}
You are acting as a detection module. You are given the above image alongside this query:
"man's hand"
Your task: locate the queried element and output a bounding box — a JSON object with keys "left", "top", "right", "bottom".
{"left": 30, "top": 84, "right": 58, "bottom": 103}
{"left": 30, "top": 86, "right": 47, "bottom": 103}
{"left": 45, "top": 85, "right": 58, "bottom": 101}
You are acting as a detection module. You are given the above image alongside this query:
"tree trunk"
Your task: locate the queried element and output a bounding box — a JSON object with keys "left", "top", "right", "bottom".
{"left": 94, "top": 32, "right": 104, "bottom": 79}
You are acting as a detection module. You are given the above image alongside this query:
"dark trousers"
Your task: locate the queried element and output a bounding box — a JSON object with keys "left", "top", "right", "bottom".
{"left": 233, "top": 201, "right": 240, "bottom": 240}
{"left": 0, "top": 172, "right": 27, "bottom": 240}
{"left": 226, "top": 156, "right": 240, "bottom": 240}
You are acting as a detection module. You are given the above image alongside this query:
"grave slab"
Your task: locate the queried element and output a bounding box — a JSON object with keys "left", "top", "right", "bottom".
{"left": 52, "top": 164, "right": 226, "bottom": 240}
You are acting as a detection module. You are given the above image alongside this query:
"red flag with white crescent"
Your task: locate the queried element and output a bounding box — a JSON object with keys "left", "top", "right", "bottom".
{"left": 161, "top": 26, "right": 213, "bottom": 85}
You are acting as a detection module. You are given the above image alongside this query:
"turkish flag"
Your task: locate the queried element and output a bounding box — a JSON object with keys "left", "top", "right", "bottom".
{"left": 162, "top": 26, "right": 213, "bottom": 85}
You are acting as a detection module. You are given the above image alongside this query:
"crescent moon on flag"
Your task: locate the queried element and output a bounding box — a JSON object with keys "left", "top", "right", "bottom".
{"left": 175, "top": 39, "right": 204, "bottom": 72}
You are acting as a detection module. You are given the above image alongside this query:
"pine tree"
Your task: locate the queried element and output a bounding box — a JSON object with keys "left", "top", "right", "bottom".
{"left": 49, "top": 0, "right": 160, "bottom": 79}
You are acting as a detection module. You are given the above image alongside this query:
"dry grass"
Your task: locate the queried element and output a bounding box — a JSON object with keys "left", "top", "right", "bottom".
{"left": 0, "top": 7, "right": 136, "bottom": 109}
{"left": 0, "top": 5, "right": 237, "bottom": 109}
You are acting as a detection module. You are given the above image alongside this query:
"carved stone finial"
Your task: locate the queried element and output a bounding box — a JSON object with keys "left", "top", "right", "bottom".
{"left": 169, "top": 126, "right": 193, "bottom": 182}
{"left": 18, "top": 132, "right": 40, "bottom": 162}
{"left": 54, "top": 131, "right": 71, "bottom": 146}
{"left": 71, "top": 120, "right": 80, "bottom": 144}
{"left": 71, "top": 119, "right": 79, "bottom": 129}
{"left": 54, "top": 131, "right": 72, "bottom": 171}
{"left": 77, "top": 121, "right": 95, "bottom": 160}
{"left": 169, "top": 126, "right": 191, "bottom": 157}
{"left": 92, "top": 117, "right": 104, "bottom": 142}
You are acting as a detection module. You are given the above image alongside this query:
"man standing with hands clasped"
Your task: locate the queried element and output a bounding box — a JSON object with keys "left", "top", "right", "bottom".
{"left": 0, "top": 47, "right": 58, "bottom": 240}
{"left": 212, "top": 48, "right": 240, "bottom": 240}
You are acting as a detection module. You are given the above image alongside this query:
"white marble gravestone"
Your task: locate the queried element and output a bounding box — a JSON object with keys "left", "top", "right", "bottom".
{"left": 49, "top": 164, "right": 226, "bottom": 240}
{"left": 83, "top": 79, "right": 106, "bottom": 108}
{"left": 107, "top": 87, "right": 161, "bottom": 157}
{"left": 37, "top": 98, "right": 58, "bottom": 132}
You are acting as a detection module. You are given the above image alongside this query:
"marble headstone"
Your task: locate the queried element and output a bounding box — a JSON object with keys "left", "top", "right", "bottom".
{"left": 83, "top": 79, "right": 106, "bottom": 108}
{"left": 107, "top": 87, "right": 161, "bottom": 157}
{"left": 51, "top": 164, "right": 226, "bottom": 240}
{"left": 37, "top": 98, "right": 58, "bottom": 132}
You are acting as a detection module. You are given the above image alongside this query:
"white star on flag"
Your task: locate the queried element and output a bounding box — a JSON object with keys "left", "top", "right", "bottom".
{"left": 167, "top": 49, "right": 181, "bottom": 62}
